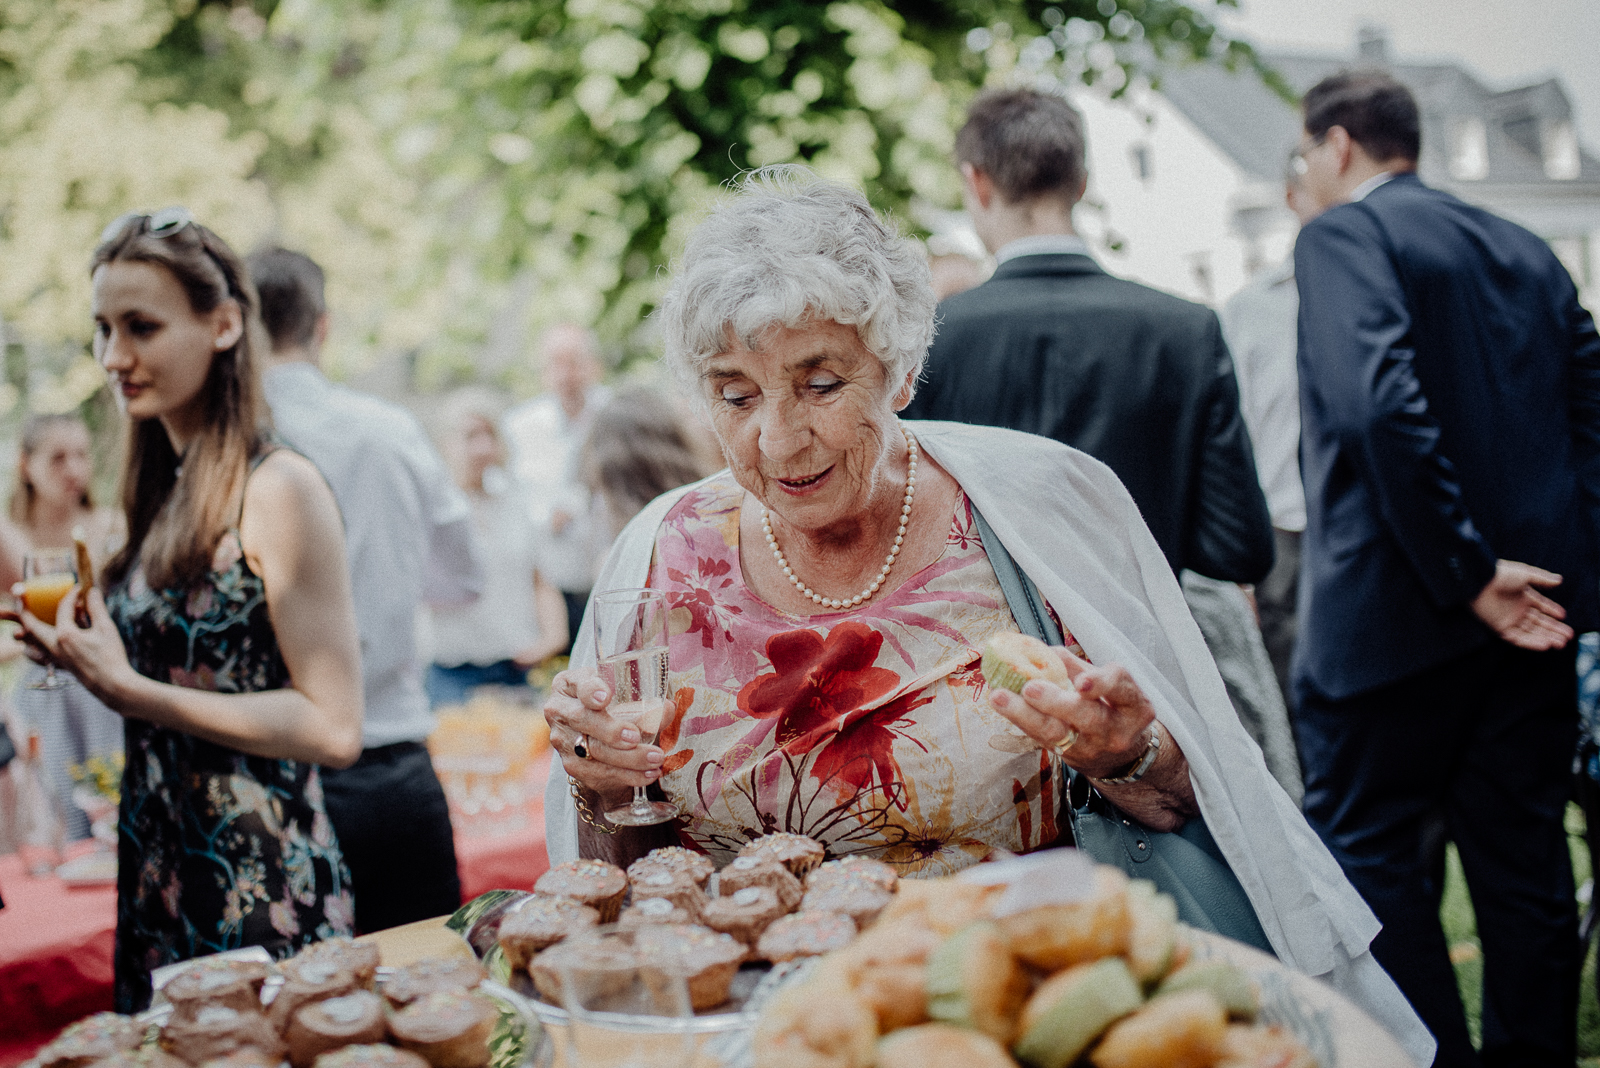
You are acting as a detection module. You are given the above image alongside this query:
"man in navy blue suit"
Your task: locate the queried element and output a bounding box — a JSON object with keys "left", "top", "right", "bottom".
{"left": 1293, "top": 70, "right": 1600, "bottom": 1067}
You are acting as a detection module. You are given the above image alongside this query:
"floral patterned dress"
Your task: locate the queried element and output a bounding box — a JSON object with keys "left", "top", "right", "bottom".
{"left": 107, "top": 520, "right": 353, "bottom": 1011}
{"left": 647, "top": 472, "right": 1083, "bottom": 875}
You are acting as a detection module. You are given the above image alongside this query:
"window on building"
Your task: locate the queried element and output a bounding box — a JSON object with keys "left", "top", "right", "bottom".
{"left": 1542, "top": 120, "right": 1581, "bottom": 180}
{"left": 1449, "top": 117, "right": 1488, "bottom": 180}
{"left": 1130, "top": 143, "right": 1153, "bottom": 182}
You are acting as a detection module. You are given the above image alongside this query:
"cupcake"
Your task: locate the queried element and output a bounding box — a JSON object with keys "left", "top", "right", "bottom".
{"left": 35, "top": 1013, "right": 146, "bottom": 1068}
{"left": 92, "top": 1049, "right": 189, "bottom": 1068}
{"left": 313, "top": 1048, "right": 432, "bottom": 1068}
{"left": 627, "top": 869, "right": 707, "bottom": 920}
{"left": 286, "top": 991, "right": 387, "bottom": 1068}
{"left": 736, "top": 833, "right": 825, "bottom": 878}
{"left": 757, "top": 912, "right": 858, "bottom": 963}
{"left": 527, "top": 933, "right": 639, "bottom": 1004}
{"left": 268, "top": 957, "right": 358, "bottom": 1031}
{"left": 387, "top": 991, "right": 498, "bottom": 1068}
{"left": 618, "top": 897, "right": 695, "bottom": 929}
{"left": 534, "top": 859, "right": 627, "bottom": 922}
{"left": 633, "top": 924, "right": 747, "bottom": 1011}
{"left": 163, "top": 961, "right": 271, "bottom": 1022}
{"left": 717, "top": 856, "right": 802, "bottom": 912}
{"left": 496, "top": 896, "right": 601, "bottom": 971}
{"left": 160, "top": 1005, "right": 285, "bottom": 1066}
{"left": 295, "top": 939, "right": 381, "bottom": 990}
{"left": 196, "top": 1050, "right": 280, "bottom": 1068}
{"left": 700, "top": 886, "right": 787, "bottom": 950}
{"left": 381, "top": 958, "right": 486, "bottom": 1009}
{"left": 806, "top": 856, "right": 898, "bottom": 894}
{"left": 800, "top": 879, "right": 893, "bottom": 929}
{"left": 312, "top": 1047, "right": 430, "bottom": 1068}
{"left": 627, "top": 847, "right": 714, "bottom": 889}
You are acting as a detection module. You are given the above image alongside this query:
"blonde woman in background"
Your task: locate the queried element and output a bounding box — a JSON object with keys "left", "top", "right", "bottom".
{"left": 4, "top": 413, "right": 126, "bottom": 840}
{"left": 425, "top": 388, "right": 568, "bottom": 707}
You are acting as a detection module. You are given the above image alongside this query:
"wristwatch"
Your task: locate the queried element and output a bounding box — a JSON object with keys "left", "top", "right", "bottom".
{"left": 1093, "top": 726, "right": 1161, "bottom": 785}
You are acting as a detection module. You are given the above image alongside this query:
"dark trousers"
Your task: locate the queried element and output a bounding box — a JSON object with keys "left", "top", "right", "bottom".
{"left": 320, "top": 741, "right": 461, "bottom": 933}
{"left": 560, "top": 590, "right": 589, "bottom": 657}
{"left": 1257, "top": 528, "right": 1301, "bottom": 706}
{"left": 1296, "top": 644, "right": 1579, "bottom": 1068}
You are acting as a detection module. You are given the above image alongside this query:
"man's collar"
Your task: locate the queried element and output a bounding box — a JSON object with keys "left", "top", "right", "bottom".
{"left": 1347, "top": 170, "right": 1397, "bottom": 203}
{"left": 994, "top": 233, "right": 1091, "bottom": 265}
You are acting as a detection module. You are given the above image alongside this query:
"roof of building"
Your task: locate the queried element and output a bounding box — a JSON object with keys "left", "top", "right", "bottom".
{"left": 1157, "top": 34, "right": 1600, "bottom": 194}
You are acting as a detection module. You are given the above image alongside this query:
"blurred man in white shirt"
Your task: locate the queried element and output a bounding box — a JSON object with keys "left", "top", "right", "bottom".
{"left": 501, "top": 324, "right": 610, "bottom": 646}
{"left": 249, "top": 247, "right": 483, "bottom": 932}
{"left": 1220, "top": 163, "right": 1325, "bottom": 701}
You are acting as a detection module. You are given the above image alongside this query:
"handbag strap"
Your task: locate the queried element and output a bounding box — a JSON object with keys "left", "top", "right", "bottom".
{"left": 970, "top": 505, "right": 1063, "bottom": 647}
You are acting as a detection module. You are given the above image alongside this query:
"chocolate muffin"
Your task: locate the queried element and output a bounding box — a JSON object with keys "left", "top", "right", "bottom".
{"left": 627, "top": 869, "right": 707, "bottom": 920}
{"left": 163, "top": 961, "right": 271, "bottom": 1022}
{"left": 757, "top": 911, "right": 858, "bottom": 962}
{"left": 36, "top": 1013, "right": 146, "bottom": 1068}
{"left": 618, "top": 897, "right": 695, "bottom": 929}
{"left": 295, "top": 939, "right": 381, "bottom": 990}
{"left": 717, "top": 856, "right": 803, "bottom": 911}
{"left": 633, "top": 924, "right": 747, "bottom": 1011}
{"left": 160, "top": 1005, "right": 285, "bottom": 1066}
{"left": 286, "top": 991, "right": 387, "bottom": 1068}
{"left": 736, "top": 833, "right": 825, "bottom": 878}
{"left": 496, "top": 895, "right": 601, "bottom": 971}
{"left": 387, "top": 991, "right": 497, "bottom": 1068}
{"left": 381, "top": 958, "right": 486, "bottom": 1009}
{"left": 269, "top": 957, "right": 358, "bottom": 1031}
{"left": 805, "top": 856, "right": 898, "bottom": 894}
{"left": 627, "top": 847, "right": 714, "bottom": 889}
{"left": 800, "top": 879, "right": 893, "bottom": 929}
{"left": 700, "top": 885, "right": 787, "bottom": 950}
{"left": 313, "top": 1046, "right": 430, "bottom": 1068}
{"left": 534, "top": 859, "right": 628, "bottom": 922}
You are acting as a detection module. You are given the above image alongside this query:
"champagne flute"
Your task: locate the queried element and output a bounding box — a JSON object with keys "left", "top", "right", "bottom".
{"left": 557, "top": 925, "right": 695, "bottom": 1068}
{"left": 23, "top": 549, "right": 77, "bottom": 690}
{"left": 592, "top": 588, "right": 677, "bottom": 826}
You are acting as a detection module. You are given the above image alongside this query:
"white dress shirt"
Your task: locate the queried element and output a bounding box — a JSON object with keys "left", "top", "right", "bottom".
{"left": 1348, "top": 171, "right": 1396, "bottom": 203}
{"left": 425, "top": 480, "right": 548, "bottom": 667}
{"left": 994, "top": 233, "right": 1092, "bottom": 265}
{"left": 264, "top": 362, "right": 483, "bottom": 748}
{"left": 1220, "top": 257, "right": 1306, "bottom": 532}
{"left": 500, "top": 386, "right": 610, "bottom": 593}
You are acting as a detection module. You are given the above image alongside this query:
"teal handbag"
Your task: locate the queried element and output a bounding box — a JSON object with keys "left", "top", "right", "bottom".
{"left": 971, "top": 506, "right": 1275, "bottom": 955}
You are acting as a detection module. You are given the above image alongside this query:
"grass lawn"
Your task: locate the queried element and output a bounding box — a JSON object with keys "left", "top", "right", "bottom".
{"left": 1440, "top": 803, "right": 1600, "bottom": 1063}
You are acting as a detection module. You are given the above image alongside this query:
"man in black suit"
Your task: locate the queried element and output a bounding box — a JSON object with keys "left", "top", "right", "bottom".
{"left": 1292, "top": 70, "right": 1600, "bottom": 1067}
{"left": 904, "top": 88, "right": 1274, "bottom": 584}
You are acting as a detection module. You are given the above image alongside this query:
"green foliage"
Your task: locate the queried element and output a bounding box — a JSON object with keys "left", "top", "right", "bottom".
{"left": 3, "top": 0, "right": 1271, "bottom": 393}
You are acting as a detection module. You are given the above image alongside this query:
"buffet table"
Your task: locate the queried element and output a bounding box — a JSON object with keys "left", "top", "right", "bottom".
{"left": 0, "top": 754, "right": 552, "bottom": 1067}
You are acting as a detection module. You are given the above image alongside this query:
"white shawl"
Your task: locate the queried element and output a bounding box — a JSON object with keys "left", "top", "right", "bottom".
{"left": 544, "top": 421, "right": 1432, "bottom": 1064}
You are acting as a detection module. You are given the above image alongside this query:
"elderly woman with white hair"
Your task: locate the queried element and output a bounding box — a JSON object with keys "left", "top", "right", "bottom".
{"left": 543, "top": 168, "right": 1431, "bottom": 1061}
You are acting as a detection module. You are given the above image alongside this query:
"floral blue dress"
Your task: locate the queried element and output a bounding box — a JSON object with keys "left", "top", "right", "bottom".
{"left": 107, "top": 519, "right": 353, "bottom": 1011}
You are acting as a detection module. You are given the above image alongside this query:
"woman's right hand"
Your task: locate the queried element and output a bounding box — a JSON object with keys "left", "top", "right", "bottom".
{"left": 544, "top": 667, "right": 665, "bottom": 802}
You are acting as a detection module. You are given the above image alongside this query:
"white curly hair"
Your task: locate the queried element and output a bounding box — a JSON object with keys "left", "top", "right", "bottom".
{"left": 657, "top": 167, "right": 936, "bottom": 407}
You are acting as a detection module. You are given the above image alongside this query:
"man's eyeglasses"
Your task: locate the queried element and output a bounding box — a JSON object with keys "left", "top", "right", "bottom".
{"left": 1290, "top": 134, "right": 1327, "bottom": 177}
{"left": 99, "top": 206, "right": 194, "bottom": 245}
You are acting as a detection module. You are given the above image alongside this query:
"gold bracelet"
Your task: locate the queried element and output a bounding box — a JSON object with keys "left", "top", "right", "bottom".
{"left": 569, "top": 778, "right": 619, "bottom": 835}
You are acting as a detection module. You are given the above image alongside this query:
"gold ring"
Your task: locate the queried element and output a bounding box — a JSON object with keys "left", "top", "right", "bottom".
{"left": 1053, "top": 729, "right": 1079, "bottom": 756}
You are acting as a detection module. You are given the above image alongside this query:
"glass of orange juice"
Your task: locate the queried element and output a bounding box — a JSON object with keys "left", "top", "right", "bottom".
{"left": 23, "top": 548, "right": 76, "bottom": 690}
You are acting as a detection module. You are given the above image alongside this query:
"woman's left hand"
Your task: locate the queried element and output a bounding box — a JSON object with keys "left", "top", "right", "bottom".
{"left": 987, "top": 647, "right": 1155, "bottom": 779}
{"left": 5, "top": 584, "right": 136, "bottom": 705}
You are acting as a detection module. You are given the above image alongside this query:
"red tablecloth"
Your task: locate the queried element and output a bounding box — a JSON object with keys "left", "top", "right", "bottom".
{"left": 0, "top": 760, "right": 550, "bottom": 1068}
{"left": 0, "top": 843, "right": 117, "bottom": 1065}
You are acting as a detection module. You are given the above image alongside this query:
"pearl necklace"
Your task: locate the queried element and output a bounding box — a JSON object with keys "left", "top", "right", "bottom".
{"left": 761, "top": 428, "right": 918, "bottom": 611}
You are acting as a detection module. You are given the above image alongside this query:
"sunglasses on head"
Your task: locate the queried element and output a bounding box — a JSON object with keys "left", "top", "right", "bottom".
{"left": 99, "top": 206, "right": 195, "bottom": 245}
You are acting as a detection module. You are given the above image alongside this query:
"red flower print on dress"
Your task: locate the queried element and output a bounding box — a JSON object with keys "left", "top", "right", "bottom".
{"left": 809, "top": 687, "right": 934, "bottom": 801}
{"left": 659, "top": 687, "right": 696, "bottom": 774}
{"left": 738, "top": 622, "right": 900, "bottom": 744}
{"left": 667, "top": 555, "right": 740, "bottom": 650}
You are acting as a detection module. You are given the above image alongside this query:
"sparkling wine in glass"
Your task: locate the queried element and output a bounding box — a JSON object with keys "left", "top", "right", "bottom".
{"left": 593, "top": 588, "right": 677, "bottom": 827}
{"left": 23, "top": 548, "right": 76, "bottom": 690}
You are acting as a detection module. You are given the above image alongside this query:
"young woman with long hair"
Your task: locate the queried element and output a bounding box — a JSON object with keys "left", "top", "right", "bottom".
{"left": 5, "top": 413, "right": 127, "bottom": 840}
{"left": 9, "top": 209, "right": 364, "bottom": 1011}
